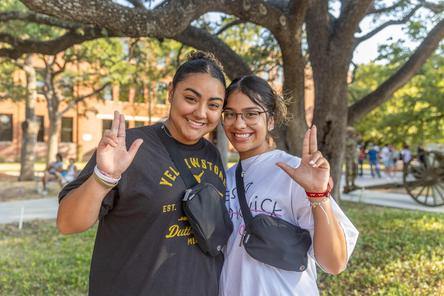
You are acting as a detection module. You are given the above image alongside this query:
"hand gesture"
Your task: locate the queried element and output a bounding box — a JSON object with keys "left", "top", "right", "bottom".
{"left": 276, "top": 125, "right": 330, "bottom": 193}
{"left": 96, "top": 111, "right": 143, "bottom": 178}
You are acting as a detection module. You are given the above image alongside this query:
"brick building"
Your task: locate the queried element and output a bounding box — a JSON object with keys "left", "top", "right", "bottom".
{"left": 0, "top": 68, "right": 314, "bottom": 162}
{"left": 0, "top": 83, "right": 170, "bottom": 162}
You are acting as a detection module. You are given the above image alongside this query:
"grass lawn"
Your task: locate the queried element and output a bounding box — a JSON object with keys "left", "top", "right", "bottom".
{"left": 0, "top": 202, "right": 443, "bottom": 295}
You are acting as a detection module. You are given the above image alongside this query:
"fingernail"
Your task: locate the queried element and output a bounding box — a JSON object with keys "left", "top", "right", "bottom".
{"left": 309, "top": 160, "right": 315, "bottom": 165}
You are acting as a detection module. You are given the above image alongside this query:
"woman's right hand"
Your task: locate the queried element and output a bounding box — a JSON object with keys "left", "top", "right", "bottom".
{"left": 96, "top": 111, "right": 144, "bottom": 178}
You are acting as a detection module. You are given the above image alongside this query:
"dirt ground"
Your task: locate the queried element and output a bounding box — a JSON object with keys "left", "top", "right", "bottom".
{"left": 0, "top": 173, "right": 61, "bottom": 202}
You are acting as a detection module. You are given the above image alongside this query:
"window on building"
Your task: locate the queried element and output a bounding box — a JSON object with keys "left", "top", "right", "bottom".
{"left": 134, "top": 121, "right": 145, "bottom": 128}
{"left": 102, "top": 119, "right": 112, "bottom": 134}
{"left": 61, "top": 117, "right": 73, "bottom": 143}
{"left": 134, "top": 83, "right": 145, "bottom": 103}
{"left": 0, "top": 114, "right": 13, "bottom": 141}
{"left": 119, "top": 83, "right": 130, "bottom": 102}
{"left": 102, "top": 118, "right": 129, "bottom": 134}
{"left": 156, "top": 82, "right": 168, "bottom": 105}
{"left": 37, "top": 116, "right": 44, "bottom": 142}
{"left": 102, "top": 84, "right": 113, "bottom": 101}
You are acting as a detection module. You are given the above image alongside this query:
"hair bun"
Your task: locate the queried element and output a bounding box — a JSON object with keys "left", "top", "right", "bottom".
{"left": 187, "top": 50, "right": 224, "bottom": 72}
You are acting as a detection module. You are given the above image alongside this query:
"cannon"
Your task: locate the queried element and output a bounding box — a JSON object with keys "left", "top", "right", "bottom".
{"left": 403, "top": 150, "right": 444, "bottom": 207}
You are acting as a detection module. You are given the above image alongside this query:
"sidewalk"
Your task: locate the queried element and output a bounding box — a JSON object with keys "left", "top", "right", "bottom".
{"left": 342, "top": 171, "right": 444, "bottom": 213}
{"left": 1, "top": 171, "right": 442, "bottom": 225}
{"left": 0, "top": 197, "right": 58, "bottom": 224}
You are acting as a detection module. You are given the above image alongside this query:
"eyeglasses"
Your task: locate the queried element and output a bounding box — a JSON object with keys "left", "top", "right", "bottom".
{"left": 222, "top": 110, "right": 269, "bottom": 125}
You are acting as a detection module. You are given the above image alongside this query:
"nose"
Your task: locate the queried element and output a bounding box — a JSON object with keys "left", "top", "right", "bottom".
{"left": 193, "top": 102, "right": 207, "bottom": 119}
{"left": 233, "top": 113, "right": 246, "bottom": 129}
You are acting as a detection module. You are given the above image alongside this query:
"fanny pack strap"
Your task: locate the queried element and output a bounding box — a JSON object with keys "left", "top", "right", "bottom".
{"left": 155, "top": 124, "right": 197, "bottom": 188}
{"left": 235, "top": 162, "right": 254, "bottom": 224}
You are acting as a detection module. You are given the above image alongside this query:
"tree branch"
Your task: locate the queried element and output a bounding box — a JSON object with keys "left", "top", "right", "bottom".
{"left": 215, "top": 19, "right": 245, "bottom": 36}
{"left": 355, "top": 4, "right": 422, "bottom": 46}
{"left": 0, "top": 28, "right": 114, "bottom": 59}
{"left": 19, "top": 0, "right": 287, "bottom": 38}
{"left": 348, "top": 18, "right": 444, "bottom": 125}
{"left": 333, "top": 0, "right": 373, "bottom": 41}
{"left": 173, "top": 25, "right": 252, "bottom": 80}
{"left": 366, "top": 1, "right": 406, "bottom": 15}
{"left": 59, "top": 82, "right": 111, "bottom": 115}
{"left": 0, "top": 11, "right": 83, "bottom": 29}
{"left": 19, "top": 0, "right": 216, "bottom": 37}
{"left": 422, "top": 1, "right": 444, "bottom": 13}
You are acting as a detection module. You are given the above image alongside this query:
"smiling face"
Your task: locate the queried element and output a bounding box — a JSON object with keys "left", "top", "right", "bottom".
{"left": 166, "top": 73, "right": 225, "bottom": 145}
{"left": 223, "top": 90, "right": 274, "bottom": 159}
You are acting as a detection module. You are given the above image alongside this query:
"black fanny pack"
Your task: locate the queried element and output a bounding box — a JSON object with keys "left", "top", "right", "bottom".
{"left": 236, "top": 162, "right": 312, "bottom": 271}
{"left": 156, "top": 125, "right": 233, "bottom": 257}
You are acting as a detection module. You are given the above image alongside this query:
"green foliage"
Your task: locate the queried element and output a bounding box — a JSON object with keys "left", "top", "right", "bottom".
{"left": 0, "top": 59, "right": 26, "bottom": 100}
{"left": 0, "top": 203, "right": 442, "bottom": 295}
{"left": 0, "top": 0, "right": 64, "bottom": 42}
{"left": 194, "top": 14, "right": 281, "bottom": 82}
{"left": 349, "top": 46, "right": 444, "bottom": 147}
{"left": 319, "top": 202, "right": 444, "bottom": 295}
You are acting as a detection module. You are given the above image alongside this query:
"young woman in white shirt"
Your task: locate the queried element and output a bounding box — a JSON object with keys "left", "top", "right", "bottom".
{"left": 219, "top": 75, "right": 359, "bottom": 296}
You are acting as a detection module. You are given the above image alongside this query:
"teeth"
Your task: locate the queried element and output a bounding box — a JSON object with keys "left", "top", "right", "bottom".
{"left": 235, "top": 133, "right": 251, "bottom": 138}
{"left": 188, "top": 119, "right": 205, "bottom": 126}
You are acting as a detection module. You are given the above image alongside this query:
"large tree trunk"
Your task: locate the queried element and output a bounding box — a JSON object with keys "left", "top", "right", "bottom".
{"left": 19, "top": 55, "right": 39, "bottom": 181}
{"left": 216, "top": 123, "right": 228, "bottom": 169}
{"left": 279, "top": 43, "right": 307, "bottom": 156}
{"left": 312, "top": 65, "right": 350, "bottom": 199}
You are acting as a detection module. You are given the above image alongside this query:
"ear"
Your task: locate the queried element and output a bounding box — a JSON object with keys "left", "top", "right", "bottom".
{"left": 268, "top": 117, "right": 275, "bottom": 132}
{"left": 167, "top": 82, "right": 173, "bottom": 104}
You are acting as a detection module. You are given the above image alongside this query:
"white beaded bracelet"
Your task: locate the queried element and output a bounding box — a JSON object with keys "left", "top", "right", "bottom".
{"left": 94, "top": 165, "right": 121, "bottom": 185}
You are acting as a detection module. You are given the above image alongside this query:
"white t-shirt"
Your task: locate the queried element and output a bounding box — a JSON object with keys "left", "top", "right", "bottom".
{"left": 401, "top": 149, "right": 412, "bottom": 163}
{"left": 219, "top": 150, "right": 359, "bottom": 296}
{"left": 381, "top": 146, "right": 390, "bottom": 162}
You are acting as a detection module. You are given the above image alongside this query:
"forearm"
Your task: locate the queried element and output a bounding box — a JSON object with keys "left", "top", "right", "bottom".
{"left": 57, "top": 175, "right": 112, "bottom": 234}
{"left": 312, "top": 199, "right": 347, "bottom": 274}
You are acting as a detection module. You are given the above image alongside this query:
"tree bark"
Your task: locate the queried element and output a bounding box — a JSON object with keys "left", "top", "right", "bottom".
{"left": 276, "top": 40, "right": 307, "bottom": 156}
{"left": 216, "top": 123, "right": 228, "bottom": 169}
{"left": 47, "top": 111, "right": 61, "bottom": 164}
{"left": 305, "top": 0, "right": 366, "bottom": 198}
{"left": 19, "top": 54, "right": 39, "bottom": 181}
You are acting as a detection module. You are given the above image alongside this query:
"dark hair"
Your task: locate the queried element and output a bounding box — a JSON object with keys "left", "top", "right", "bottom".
{"left": 172, "top": 51, "right": 226, "bottom": 89}
{"left": 225, "top": 75, "right": 287, "bottom": 125}
{"left": 56, "top": 153, "right": 63, "bottom": 161}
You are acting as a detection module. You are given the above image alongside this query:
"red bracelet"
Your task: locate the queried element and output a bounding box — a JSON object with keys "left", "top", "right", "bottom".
{"left": 305, "top": 178, "right": 334, "bottom": 198}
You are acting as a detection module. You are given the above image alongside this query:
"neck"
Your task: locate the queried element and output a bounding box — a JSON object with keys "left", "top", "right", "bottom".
{"left": 239, "top": 146, "right": 272, "bottom": 160}
{"left": 164, "top": 119, "right": 198, "bottom": 145}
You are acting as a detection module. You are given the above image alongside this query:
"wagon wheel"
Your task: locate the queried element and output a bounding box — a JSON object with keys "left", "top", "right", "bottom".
{"left": 403, "top": 151, "right": 444, "bottom": 207}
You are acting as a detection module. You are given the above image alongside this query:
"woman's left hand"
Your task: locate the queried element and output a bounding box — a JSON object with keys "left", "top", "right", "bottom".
{"left": 276, "top": 125, "right": 330, "bottom": 193}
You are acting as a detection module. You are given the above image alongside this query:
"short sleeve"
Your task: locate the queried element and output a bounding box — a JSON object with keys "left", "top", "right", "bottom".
{"left": 58, "top": 152, "right": 118, "bottom": 219}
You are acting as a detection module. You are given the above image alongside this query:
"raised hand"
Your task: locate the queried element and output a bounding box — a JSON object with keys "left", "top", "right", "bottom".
{"left": 276, "top": 125, "right": 330, "bottom": 193}
{"left": 96, "top": 111, "right": 143, "bottom": 178}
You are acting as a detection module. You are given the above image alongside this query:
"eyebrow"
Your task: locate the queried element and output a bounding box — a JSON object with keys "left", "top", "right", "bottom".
{"left": 184, "top": 87, "right": 224, "bottom": 102}
{"left": 224, "top": 107, "right": 263, "bottom": 111}
{"left": 184, "top": 88, "right": 202, "bottom": 98}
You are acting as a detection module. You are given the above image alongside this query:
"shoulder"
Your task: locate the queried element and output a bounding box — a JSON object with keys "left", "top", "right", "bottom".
{"left": 271, "top": 149, "right": 301, "bottom": 168}
{"left": 201, "top": 138, "right": 223, "bottom": 162}
{"left": 125, "top": 124, "right": 162, "bottom": 147}
{"left": 126, "top": 124, "right": 157, "bottom": 140}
